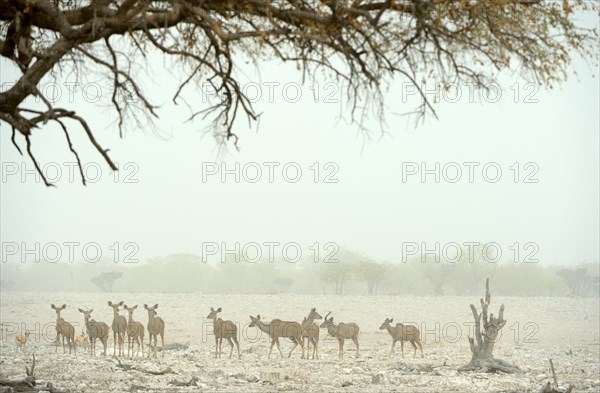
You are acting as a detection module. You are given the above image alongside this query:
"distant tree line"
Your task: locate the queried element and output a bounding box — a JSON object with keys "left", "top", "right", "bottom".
{"left": 1, "top": 249, "right": 598, "bottom": 297}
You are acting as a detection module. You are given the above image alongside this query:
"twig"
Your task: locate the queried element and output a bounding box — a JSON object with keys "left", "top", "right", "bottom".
{"left": 549, "top": 358, "right": 558, "bottom": 388}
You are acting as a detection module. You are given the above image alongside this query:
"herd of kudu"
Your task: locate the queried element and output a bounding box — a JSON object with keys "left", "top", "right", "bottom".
{"left": 18, "top": 304, "right": 424, "bottom": 361}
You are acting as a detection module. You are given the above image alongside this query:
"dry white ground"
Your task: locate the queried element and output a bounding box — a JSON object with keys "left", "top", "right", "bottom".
{"left": 0, "top": 292, "right": 598, "bottom": 392}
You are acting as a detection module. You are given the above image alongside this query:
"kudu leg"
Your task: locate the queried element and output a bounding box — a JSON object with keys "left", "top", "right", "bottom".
{"left": 400, "top": 340, "right": 405, "bottom": 359}
{"left": 390, "top": 340, "right": 396, "bottom": 358}
{"left": 410, "top": 340, "right": 417, "bottom": 358}
{"left": 113, "top": 332, "right": 117, "bottom": 356}
{"left": 276, "top": 338, "right": 284, "bottom": 358}
{"left": 288, "top": 339, "right": 299, "bottom": 358}
{"left": 227, "top": 337, "right": 234, "bottom": 359}
{"left": 102, "top": 338, "right": 108, "bottom": 356}
{"left": 234, "top": 337, "right": 240, "bottom": 359}
{"left": 160, "top": 333, "right": 164, "bottom": 357}
{"left": 268, "top": 339, "right": 275, "bottom": 358}
{"left": 417, "top": 339, "right": 423, "bottom": 358}
{"left": 352, "top": 337, "right": 359, "bottom": 359}
{"left": 338, "top": 339, "right": 344, "bottom": 360}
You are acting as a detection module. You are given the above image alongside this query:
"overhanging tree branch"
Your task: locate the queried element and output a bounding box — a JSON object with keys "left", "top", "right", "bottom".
{"left": 0, "top": 0, "right": 597, "bottom": 186}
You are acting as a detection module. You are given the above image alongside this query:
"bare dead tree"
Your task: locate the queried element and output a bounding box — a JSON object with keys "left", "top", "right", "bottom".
{"left": 459, "top": 277, "right": 520, "bottom": 373}
{"left": 1, "top": 0, "right": 597, "bottom": 185}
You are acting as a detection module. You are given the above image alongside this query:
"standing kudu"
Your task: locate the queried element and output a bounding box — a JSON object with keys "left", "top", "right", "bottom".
{"left": 249, "top": 315, "right": 304, "bottom": 359}
{"left": 379, "top": 318, "right": 423, "bottom": 358}
{"left": 144, "top": 304, "right": 165, "bottom": 357}
{"left": 78, "top": 308, "right": 110, "bottom": 357}
{"left": 320, "top": 312, "right": 360, "bottom": 360}
{"left": 108, "top": 301, "right": 127, "bottom": 356}
{"left": 301, "top": 308, "right": 322, "bottom": 360}
{"left": 50, "top": 304, "right": 75, "bottom": 354}
{"left": 207, "top": 307, "right": 240, "bottom": 359}
{"left": 123, "top": 305, "right": 145, "bottom": 357}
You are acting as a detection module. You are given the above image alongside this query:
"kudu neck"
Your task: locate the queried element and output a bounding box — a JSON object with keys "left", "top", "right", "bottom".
{"left": 256, "top": 320, "right": 270, "bottom": 333}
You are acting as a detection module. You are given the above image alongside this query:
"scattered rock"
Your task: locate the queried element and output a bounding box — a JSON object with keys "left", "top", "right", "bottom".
{"left": 435, "top": 367, "right": 458, "bottom": 377}
{"left": 371, "top": 372, "right": 387, "bottom": 384}
{"left": 260, "top": 371, "right": 280, "bottom": 384}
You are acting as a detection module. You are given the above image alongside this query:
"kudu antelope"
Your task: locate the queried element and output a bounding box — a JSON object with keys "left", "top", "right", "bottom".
{"left": 123, "top": 305, "right": 145, "bottom": 357}
{"left": 108, "top": 301, "right": 127, "bottom": 356}
{"left": 50, "top": 304, "right": 75, "bottom": 354}
{"left": 144, "top": 304, "right": 165, "bottom": 357}
{"left": 207, "top": 307, "right": 240, "bottom": 359}
{"left": 320, "top": 312, "right": 360, "bottom": 360}
{"left": 78, "top": 308, "right": 110, "bottom": 357}
{"left": 15, "top": 331, "right": 31, "bottom": 353}
{"left": 249, "top": 315, "right": 304, "bottom": 359}
{"left": 379, "top": 318, "right": 423, "bottom": 359}
{"left": 301, "top": 308, "right": 322, "bottom": 360}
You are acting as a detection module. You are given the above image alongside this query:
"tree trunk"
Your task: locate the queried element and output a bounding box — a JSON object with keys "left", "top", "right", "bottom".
{"left": 458, "top": 278, "right": 520, "bottom": 374}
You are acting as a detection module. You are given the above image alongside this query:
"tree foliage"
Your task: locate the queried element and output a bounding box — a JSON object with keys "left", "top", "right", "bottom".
{"left": 1, "top": 0, "right": 597, "bottom": 185}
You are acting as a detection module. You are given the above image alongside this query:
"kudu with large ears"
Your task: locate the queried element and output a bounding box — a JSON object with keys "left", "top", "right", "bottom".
{"left": 301, "top": 308, "right": 322, "bottom": 360}
{"left": 50, "top": 304, "right": 75, "bottom": 354}
{"left": 207, "top": 307, "right": 240, "bottom": 359}
{"left": 319, "top": 312, "right": 360, "bottom": 360}
{"left": 379, "top": 317, "right": 423, "bottom": 359}
{"left": 108, "top": 301, "right": 127, "bottom": 357}
{"left": 124, "top": 304, "right": 145, "bottom": 357}
{"left": 78, "top": 308, "right": 110, "bottom": 357}
{"left": 249, "top": 314, "right": 304, "bottom": 359}
{"left": 144, "top": 304, "right": 165, "bottom": 357}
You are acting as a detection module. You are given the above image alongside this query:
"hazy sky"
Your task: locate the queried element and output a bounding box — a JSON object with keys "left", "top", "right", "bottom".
{"left": 1, "top": 17, "right": 598, "bottom": 267}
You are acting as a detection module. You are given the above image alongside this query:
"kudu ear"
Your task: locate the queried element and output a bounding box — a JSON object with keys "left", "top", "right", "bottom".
{"left": 78, "top": 308, "right": 84, "bottom": 313}
{"left": 257, "top": 315, "right": 261, "bottom": 320}
{"left": 61, "top": 304, "right": 67, "bottom": 309}
{"left": 210, "top": 307, "right": 214, "bottom": 312}
{"left": 118, "top": 301, "right": 124, "bottom": 306}
{"left": 154, "top": 304, "right": 159, "bottom": 309}
{"left": 217, "top": 307, "right": 222, "bottom": 312}
{"left": 51, "top": 304, "right": 56, "bottom": 310}
{"left": 144, "top": 304, "right": 148, "bottom": 309}
{"left": 89, "top": 308, "right": 94, "bottom": 313}
{"left": 132, "top": 305, "right": 138, "bottom": 310}
{"left": 390, "top": 318, "right": 393, "bottom": 323}
{"left": 108, "top": 301, "right": 112, "bottom": 306}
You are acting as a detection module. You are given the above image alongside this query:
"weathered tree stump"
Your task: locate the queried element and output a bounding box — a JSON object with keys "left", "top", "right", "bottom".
{"left": 458, "top": 278, "right": 521, "bottom": 374}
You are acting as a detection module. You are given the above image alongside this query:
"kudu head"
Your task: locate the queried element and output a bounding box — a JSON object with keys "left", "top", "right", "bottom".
{"left": 144, "top": 304, "right": 159, "bottom": 318}
{"left": 123, "top": 304, "right": 138, "bottom": 319}
{"left": 319, "top": 312, "right": 335, "bottom": 329}
{"left": 78, "top": 308, "right": 94, "bottom": 323}
{"left": 248, "top": 315, "right": 261, "bottom": 328}
{"left": 51, "top": 304, "right": 67, "bottom": 319}
{"left": 307, "top": 307, "right": 322, "bottom": 321}
{"left": 108, "top": 301, "right": 124, "bottom": 315}
{"left": 379, "top": 317, "right": 394, "bottom": 330}
{"left": 207, "top": 307, "right": 222, "bottom": 320}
